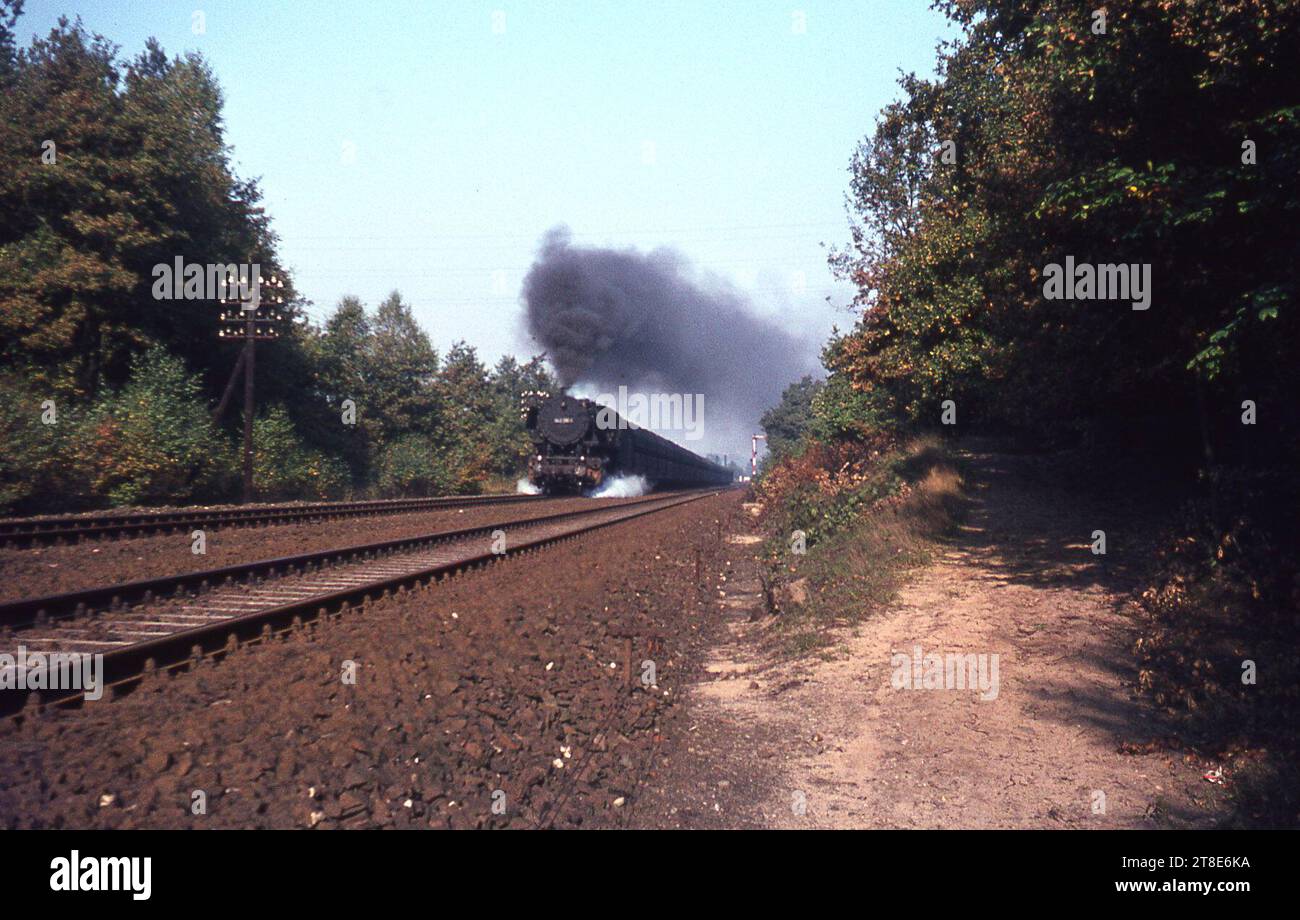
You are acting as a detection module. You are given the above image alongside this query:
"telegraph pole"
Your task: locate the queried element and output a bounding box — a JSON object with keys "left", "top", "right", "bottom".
{"left": 217, "top": 269, "right": 284, "bottom": 503}
{"left": 242, "top": 303, "right": 255, "bottom": 502}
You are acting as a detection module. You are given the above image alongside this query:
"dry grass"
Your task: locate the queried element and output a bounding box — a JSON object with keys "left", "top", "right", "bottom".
{"left": 900, "top": 462, "right": 964, "bottom": 533}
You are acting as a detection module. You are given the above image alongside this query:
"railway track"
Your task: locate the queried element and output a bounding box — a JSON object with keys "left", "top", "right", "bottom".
{"left": 0, "top": 489, "right": 719, "bottom": 716}
{"left": 0, "top": 492, "right": 545, "bottom": 547}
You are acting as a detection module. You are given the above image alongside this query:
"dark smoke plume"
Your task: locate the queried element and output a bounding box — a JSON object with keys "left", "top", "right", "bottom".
{"left": 522, "top": 226, "right": 816, "bottom": 454}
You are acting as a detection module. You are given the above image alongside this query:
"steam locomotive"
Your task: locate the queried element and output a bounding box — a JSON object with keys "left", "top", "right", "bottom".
{"left": 523, "top": 392, "right": 733, "bottom": 494}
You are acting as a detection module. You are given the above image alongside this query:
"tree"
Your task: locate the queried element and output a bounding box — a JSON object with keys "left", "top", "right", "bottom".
{"left": 367, "top": 291, "right": 440, "bottom": 442}
{"left": 829, "top": 0, "right": 1299, "bottom": 461}
{"left": 311, "top": 295, "right": 376, "bottom": 484}
{"left": 761, "top": 375, "right": 824, "bottom": 461}
{"left": 251, "top": 405, "right": 349, "bottom": 501}
{"left": 0, "top": 0, "right": 23, "bottom": 86}
{"left": 0, "top": 17, "right": 297, "bottom": 398}
{"left": 0, "top": 9, "right": 569, "bottom": 510}
{"left": 434, "top": 341, "right": 494, "bottom": 491}
{"left": 486, "top": 354, "right": 557, "bottom": 478}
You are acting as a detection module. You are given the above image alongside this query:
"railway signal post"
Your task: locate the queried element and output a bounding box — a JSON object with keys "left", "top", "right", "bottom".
{"left": 751, "top": 433, "right": 767, "bottom": 479}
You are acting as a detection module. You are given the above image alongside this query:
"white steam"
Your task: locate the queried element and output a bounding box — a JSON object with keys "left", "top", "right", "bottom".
{"left": 588, "top": 474, "right": 650, "bottom": 498}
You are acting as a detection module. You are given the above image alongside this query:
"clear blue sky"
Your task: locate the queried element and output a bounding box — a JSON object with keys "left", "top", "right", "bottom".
{"left": 21, "top": 0, "right": 952, "bottom": 372}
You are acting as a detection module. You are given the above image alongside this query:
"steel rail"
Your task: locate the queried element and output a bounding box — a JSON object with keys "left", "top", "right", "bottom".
{"left": 0, "top": 490, "right": 719, "bottom": 716}
{"left": 0, "top": 493, "right": 546, "bottom": 546}
{"left": 0, "top": 491, "right": 700, "bottom": 630}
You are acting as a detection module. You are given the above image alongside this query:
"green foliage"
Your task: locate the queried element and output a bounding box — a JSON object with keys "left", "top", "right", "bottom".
{"left": 756, "top": 435, "right": 906, "bottom": 549}
{"left": 367, "top": 292, "right": 442, "bottom": 442}
{"left": 0, "top": 1, "right": 23, "bottom": 86}
{"left": 0, "top": 372, "right": 86, "bottom": 511}
{"left": 761, "top": 375, "right": 824, "bottom": 461}
{"left": 252, "top": 406, "right": 349, "bottom": 501}
{"left": 757, "top": 438, "right": 960, "bottom": 658}
{"left": 309, "top": 296, "right": 559, "bottom": 498}
{"left": 1, "top": 348, "right": 232, "bottom": 511}
{"left": 760, "top": 0, "right": 1300, "bottom": 817}
{"left": 487, "top": 355, "right": 557, "bottom": 478}
{"left": 827, "top": 0, "right": 1299, "bottom": 457}
{"left": 374, "top": 434, "right": 453, "bottom": 498}
{"left": 0, "top": 18, "right": 301, "bottom": 398}
{"left": 0, "top": 9, "right": 572, "bottom": 511}
{"left": 433, "top": 341, "right": 493, "bottom": 491}
{"left": 309, "top": 295, "right": 382, "bottom": 485}
{"left": 76, "top": 347, "right": 231, "bottom": 506}
{"left": 808, "top": 369, "right": 890, "bottom": 443}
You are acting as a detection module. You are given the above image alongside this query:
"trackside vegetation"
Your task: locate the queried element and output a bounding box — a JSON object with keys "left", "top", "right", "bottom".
{"left": 0, "top": 9, "right": 558, "bottom": 513}
{"left": 757, "top": 0, "right": 1299, "bottom": 825}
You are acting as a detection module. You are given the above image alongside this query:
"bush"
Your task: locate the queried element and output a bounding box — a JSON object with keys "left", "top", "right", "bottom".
{"left": 375, "top": 434, "right": 453, "bottom": 497}
{"left": 0, "top": 374, "right": 89, "bottom": 512}
{"left": 757, "top": 433, "right": 905, "bottom": 548}
{"left": 72, "top": 348, "right": 233, "bottom": 507}
{"left": 1, "top": 355, "right": 359, "bottom": 511}
{"left": 438, "top": 438, "right": 491, "bottom": 495}
{"left": 1131, "top": 502, "right": 1300, "bottom": 826}
{"left": 252, "top": 406, "right": 350, "bottom": 501}
{"left": 0, "top": 349, "right": 234, "bottom": 511}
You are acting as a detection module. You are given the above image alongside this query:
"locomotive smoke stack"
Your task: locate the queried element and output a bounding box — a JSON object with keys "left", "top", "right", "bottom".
{"left": 522, "top": 225, "right": 815, "bottom": 451}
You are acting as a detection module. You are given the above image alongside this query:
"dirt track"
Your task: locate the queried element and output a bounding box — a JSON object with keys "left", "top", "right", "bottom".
{"left": 631, "top": 448, "right": 1232, "bottom": 828}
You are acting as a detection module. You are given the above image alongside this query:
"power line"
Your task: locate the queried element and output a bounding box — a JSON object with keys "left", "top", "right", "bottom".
{"left": 283, "top": 221, "right": 850, "bottom": 241}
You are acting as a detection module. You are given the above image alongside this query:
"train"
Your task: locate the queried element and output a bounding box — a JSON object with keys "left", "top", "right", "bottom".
{"left": 523, "top": 392, "right": 734, "bottom": 494}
